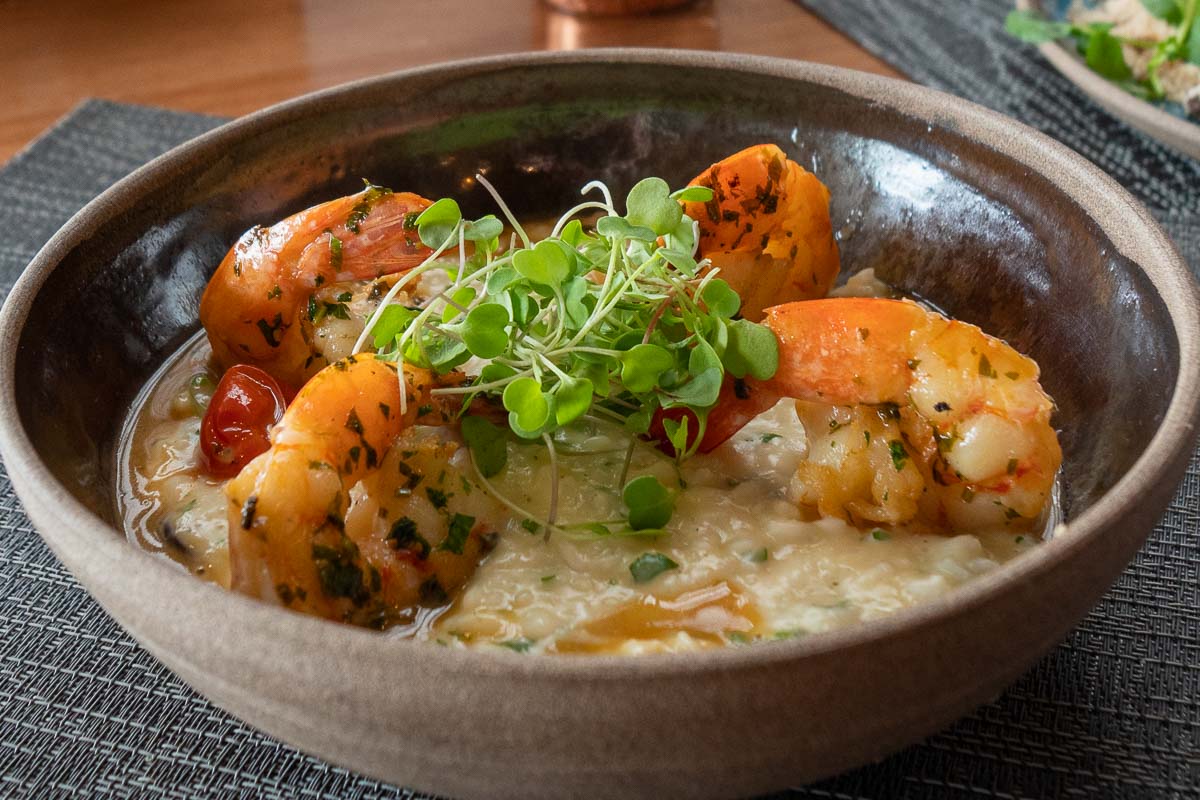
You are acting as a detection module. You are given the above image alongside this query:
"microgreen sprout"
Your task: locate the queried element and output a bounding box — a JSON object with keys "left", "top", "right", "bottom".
{"left": 355, "top": 173, "right": 780, "bottom": 539}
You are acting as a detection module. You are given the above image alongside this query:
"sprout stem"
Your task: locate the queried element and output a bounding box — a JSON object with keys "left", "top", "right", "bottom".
{"left": 619, "top": 439, "right": 637, "bottom": 488}
{"left": 542, "top": 432, "right": 560, "bottom": 540}
{"left": 351, "top": 228, "right": 459, "bottom": 354}
{"left": 467, "top": 449, "right": 555, "bottom": 533}
{"left": 550, "top": 200, "right": 611, "bottom": 238}
{"left": 476, "top": 173, "right": 530, "bottom": 249}
{"left": 579, "top": 179, "right": 617, "bottom": 213}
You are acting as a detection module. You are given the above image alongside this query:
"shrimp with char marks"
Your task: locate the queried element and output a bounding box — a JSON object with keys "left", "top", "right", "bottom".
{"left": 683, "top": 143, "right": 840, "bottom": 321}
{"left": 226, "top": 355, "right": 506, "bottom": 626}
{"left": 200, "top": 185, "right": 433, "bottom": 388}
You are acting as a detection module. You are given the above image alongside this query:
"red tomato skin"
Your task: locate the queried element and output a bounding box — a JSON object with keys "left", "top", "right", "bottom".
{"left": 648, "top": 376, "right": 781, "bottom": 456}
{"left": 199, "top": 365, "right": 290, "bottom": 478}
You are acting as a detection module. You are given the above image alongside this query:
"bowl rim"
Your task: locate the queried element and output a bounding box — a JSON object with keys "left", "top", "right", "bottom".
{"left": 0, "top": 47, "right": 1197, "bottom": 679}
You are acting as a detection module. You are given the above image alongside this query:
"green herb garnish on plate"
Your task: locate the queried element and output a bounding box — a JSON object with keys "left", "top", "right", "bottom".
{"left": 1006, "top": 1, "right": 1200, "bottom": 103}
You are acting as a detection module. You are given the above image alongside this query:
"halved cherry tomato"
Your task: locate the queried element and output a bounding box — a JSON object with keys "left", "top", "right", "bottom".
{"left": 199, "top": 364, "right": 291, "bottom": 478}
{"left": 649, "top": 376, "right": 781, "bottom": 457}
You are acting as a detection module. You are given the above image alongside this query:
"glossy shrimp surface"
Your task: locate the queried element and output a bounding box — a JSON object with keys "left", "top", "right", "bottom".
{"left": 225, "top": 355, "right": 497, "bottom": 626}
{"left": 682, "top": 143, "right": 840, "bottom": 321}
{"left": 761, "top": 298, "right": 1061, "bottom": 531}
{"left": 200, "top": 186, "right": 432, "bottom": 388}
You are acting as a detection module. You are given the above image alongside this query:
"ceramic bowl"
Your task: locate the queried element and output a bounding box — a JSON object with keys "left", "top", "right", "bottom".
{"left": 0, "top": 50, "right": 1197, "bottom": 799}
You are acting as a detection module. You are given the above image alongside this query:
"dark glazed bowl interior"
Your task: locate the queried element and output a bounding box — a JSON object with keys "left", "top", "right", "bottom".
{"left": 18, "top": 55, "right": 1174, "bottom": 524}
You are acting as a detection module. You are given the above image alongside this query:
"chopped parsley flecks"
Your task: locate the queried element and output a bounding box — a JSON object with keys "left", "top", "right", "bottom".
{"left": 439, "top": 513, "right": 474, "bottom": 555}
{"left": 425, "top": 487, "right": 449, "bottom": 509}
{"left": 386, "top": 517, "right": 430, "bottom": 559}
{"left": 745, "top": 548, "right": 769, "bottom": 563}
{"left": 312, "top": 542, "right": 368, "bottom": 605}
{"left": 629, "top": 552, "right": 679, "bottom": 583}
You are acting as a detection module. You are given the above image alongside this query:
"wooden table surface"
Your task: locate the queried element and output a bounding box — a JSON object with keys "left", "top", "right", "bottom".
{"left": 0, "top": 0, "right": 901, "bottom": 165}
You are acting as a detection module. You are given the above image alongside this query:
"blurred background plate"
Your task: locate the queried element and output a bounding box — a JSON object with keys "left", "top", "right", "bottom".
{"left": 1017, "top": 0, "right": 1200, "bottom": 159}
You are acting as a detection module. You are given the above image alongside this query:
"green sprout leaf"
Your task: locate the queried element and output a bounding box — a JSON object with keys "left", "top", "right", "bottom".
{"left": 661, "top": 339, "right": 723, "bottom": 408}
{"left": 415, "top": 197, "right": 462, "bottom": 249}
{"left": 562, "top": 276, "right": 590, "bottom": 327}
{"left": 421, "top": 331, "right": 469, "bottom": 373}
{"left": 371, "top": 305, "right": 417, "bottom": 349}
{"left": 441, "top": 286, "right": 477, "bottom": 323}
{"left": 700, "top": 278, "right": 741, "bottom": 319}
{"left": 508, "top": 397, "right": 556, "bottom": 439}
{"left": 462, "top": 415, "right": 508, "bottom": 478}
{"left": 554, "top": 376, "right": 594, "bottom": 426}
{"left": 620, "top": 343, "right": 674, "bottom": 393}
{"left": 461, "top": 303, "right": 510, "bottom": 359}
{"left": 559, "top": 521, "right": 668, "bottom": 541}
{"left": 502, "top": 377, "right": 550, "bottom": 434}
{"left": 705, "top": 315, "right": 729, "bottom": 358}
{"left": 623, "top": 475, "right": 675, "bottom": 530}
{"left": 595, "top": 215, "right": 658, "bottom": 242}
{"left": 667, "top": 367, "right": 722, "bottom": 407}
{"left": 624, "top": 404, "right": 656, "bottom": 435}
{"left": 659, "top": 247, "right": 699, "bottom": 275}
{"left": 496, "top": 288, "right": 536, "bottom": 328}
{"left": 513, "top": 240, "right": 572, "bottom": 287}
{"left": 560, "top": 218, "right": 587, "bottom": 246}
{"left": 689, "top": 337, "right": 722, "bottom": 373}
{"left": 661, "top": 416, "right": 690, "bottom": 456}
{"left": 485, "top": 266, "right": 520, "bottom": 295}
{"left": 723, "top": 319, "right": 779, "bottom": 381}
{"left": 626, "top": 177, "right": 683, "bottom": 236}
{"left": 547, "top": 239, "right": 584, "bottom": 278}
{"left": 463, "top": 214, "right": 503, "bottom": 243}
{"left": 670, "top": 185, "right": 715, "bottom": 203}
{"left": 664, "top": 214, "right": 697, "bottom": 255}
{"left": 629, "top": 551, "right": 679, "bottom": 583}
{"left": 479, "top": 362, "right": 517, "bottom": 384}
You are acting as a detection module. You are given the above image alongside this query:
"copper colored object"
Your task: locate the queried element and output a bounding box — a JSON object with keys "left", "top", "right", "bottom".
{"left": 543, "top": 0, "right": 692, "bottom": 15}
{"left": 539, "top": 0, "right": 715, "bottom": 50}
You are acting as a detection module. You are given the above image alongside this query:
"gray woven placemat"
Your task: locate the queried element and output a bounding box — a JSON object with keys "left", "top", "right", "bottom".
{"left": 1, "top": 23, "right": 1198, "bottom": 793}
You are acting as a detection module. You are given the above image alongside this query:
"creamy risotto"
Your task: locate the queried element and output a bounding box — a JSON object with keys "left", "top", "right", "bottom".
{"left": 118, "top": 144, "right": 1062, "bottom": 655}
{"left": 120, "top": 325, "right": 1041, "bottom": 655}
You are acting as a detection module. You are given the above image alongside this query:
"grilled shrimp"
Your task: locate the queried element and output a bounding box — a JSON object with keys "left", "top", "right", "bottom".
{"left": 200, "top": 186, "right": 432, "bottom": 388}
{"left": 701, "top": 298, "right": 1061, "bottom": 532}
{"left": 225, "top": 355, "right": 500, "bottom": 626}
{"left": 682, "top": 143, "right": 840, "bottom": 321}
